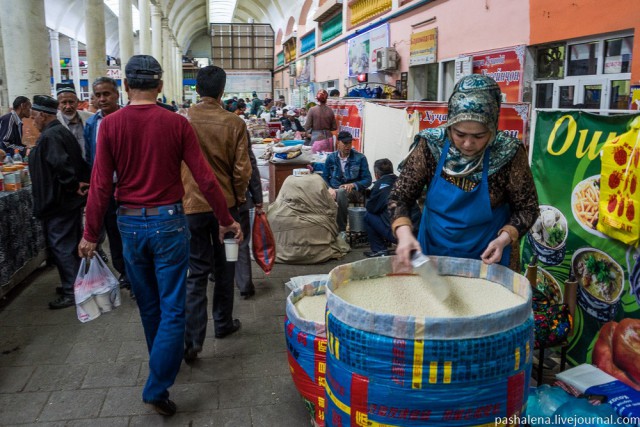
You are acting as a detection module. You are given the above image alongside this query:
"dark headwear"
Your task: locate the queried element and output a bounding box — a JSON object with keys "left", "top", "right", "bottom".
{"left": 337, "top": 131, "right": 353, "bottom": 144}
{"left": 31, "top": 95, "right": 59, "bottom": 114}
{"left": 125, "top": 55, "right": 163, "bottom": 80}
{"left": 56, "top": 82, "right": 76, "bottom": 96}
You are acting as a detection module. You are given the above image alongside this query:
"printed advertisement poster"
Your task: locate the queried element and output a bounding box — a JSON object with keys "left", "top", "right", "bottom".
{"left": 327, "top": 99, "right": 365, "bottom": 152}
{"left": 382, "top": 101, "right": 529, "bottom": 143}
{"left": 524, "top": 111, "right": 640, "bottom": 380}
{"left": 348, "top": 25, "right": 389, "bottom": 76}
{"left": 471, "top": 45, "right": 525, "bottom": 103}
{"left": 409, "top": 28, "right": 437, "bottom": 66}
{"left": 295, "top": 57, "right": 312, "bottom": 86}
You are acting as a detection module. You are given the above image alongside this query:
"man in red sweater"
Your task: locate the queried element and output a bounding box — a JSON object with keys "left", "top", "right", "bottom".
{"left": 78, "top": 55, "right": 241, "bottom": 416}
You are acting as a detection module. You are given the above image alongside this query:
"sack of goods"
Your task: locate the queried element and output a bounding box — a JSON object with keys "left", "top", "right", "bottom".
{"left": 323, "top": 256, "right": 533, "bottom": 426}
{"left": 285, "top": 279, "right": 329, "bottom": 426}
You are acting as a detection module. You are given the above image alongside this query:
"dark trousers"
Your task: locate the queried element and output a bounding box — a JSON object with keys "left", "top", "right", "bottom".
{"left": 105, "top": 195, "right": 125, "bottom": 275}
{"left": 185, "top": 209, "right": 237, "bottom": 351}
{"left": 234, "top": 208, "right": 253, "bottom": 293}
{"left": 364, "top": 212, "right": 396, "bottom": 253}
{"left": 42, "top": 207, "right": 83, "bottom": 295}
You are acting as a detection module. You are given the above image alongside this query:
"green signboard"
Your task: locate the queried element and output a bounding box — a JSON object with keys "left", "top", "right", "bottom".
{"left": 525, "top": 111, "right": 640, "bottom": 369}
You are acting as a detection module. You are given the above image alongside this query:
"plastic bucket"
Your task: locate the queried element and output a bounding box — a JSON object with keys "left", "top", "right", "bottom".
{"left": 285, "top": 280, "right": 329, "bottom": 426}
{"left": 324, "top": 256, "right": 533, "bottom": 426}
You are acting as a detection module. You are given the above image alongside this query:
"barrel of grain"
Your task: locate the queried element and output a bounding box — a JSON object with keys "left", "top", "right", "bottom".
{"left": 324, "top": 256, "right": 533, "bottom": 426}
{"left": 285, "top": 279, "right": 329, "bottom": 426}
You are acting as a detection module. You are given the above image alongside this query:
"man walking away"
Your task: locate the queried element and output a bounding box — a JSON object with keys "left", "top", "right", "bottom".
{"left": 29, "top": 95, "right": 90, "bottom": 309}
{"left": 78, "top": 55, "right": 241, "bottom": 417}
{"left": 181, "top": 65, "right": 252, "bottom": 362}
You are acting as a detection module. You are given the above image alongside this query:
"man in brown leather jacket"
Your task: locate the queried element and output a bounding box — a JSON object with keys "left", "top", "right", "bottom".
{"left": 180, "top": 65, "right": 252, "bottom": 362}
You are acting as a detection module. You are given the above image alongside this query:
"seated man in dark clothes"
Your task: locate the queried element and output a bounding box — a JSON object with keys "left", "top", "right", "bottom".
{"left": 364, "top": 158, "right": 419, "bottom": 257}
{"left": 282, "top": 110, "right": 304, "bottom": 133}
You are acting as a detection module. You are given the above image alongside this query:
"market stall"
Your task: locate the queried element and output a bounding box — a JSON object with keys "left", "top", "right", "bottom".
{"left": 0, "top": 186, "right": 47, "bottom": 298}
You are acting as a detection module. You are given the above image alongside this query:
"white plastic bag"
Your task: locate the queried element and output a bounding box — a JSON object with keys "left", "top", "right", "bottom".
{"left": 74, "top": 257, "right": 121, "bottom": 323}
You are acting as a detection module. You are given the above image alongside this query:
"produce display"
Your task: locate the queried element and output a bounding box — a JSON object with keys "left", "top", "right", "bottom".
{"left": 592, "top": 319, "right": 640, "bottom": 391}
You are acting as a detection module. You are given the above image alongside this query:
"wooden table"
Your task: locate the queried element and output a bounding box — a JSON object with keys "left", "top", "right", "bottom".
{"left": 269, "top": 162, "right": 310, "bottom": 202}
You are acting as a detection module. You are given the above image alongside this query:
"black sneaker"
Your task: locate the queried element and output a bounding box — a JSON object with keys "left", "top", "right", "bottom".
{"left": 184, "top": 347, "right": 199, "bottom": 363}
{"left": 49, "top": 295, "right": 75, "bottom": 310}
{"left": 144, "top": 398, "right": 177, "bottom": 416}
{"left": 118, "top": 275, "right": 131, "bottom": 290}
{"left": 215, "top": 319, "right": 241, "bottom": 338}
{"left": 364, "top": 250, "right": 388, "bottom": 258}
{"left": 240, "top": 289, "right": 255, "bottom": 300}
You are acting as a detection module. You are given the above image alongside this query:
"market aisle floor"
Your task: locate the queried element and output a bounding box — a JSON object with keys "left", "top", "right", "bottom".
{"left": 0, "top": 248, "right": 365, "bottom": 426}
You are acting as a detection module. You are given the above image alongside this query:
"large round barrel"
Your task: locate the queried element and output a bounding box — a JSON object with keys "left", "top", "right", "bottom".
{"left": 324, "top": 256, "right": 533, "bottom": 426}
{"left": 285, "top": 280, "right": 329, "bottom": 426}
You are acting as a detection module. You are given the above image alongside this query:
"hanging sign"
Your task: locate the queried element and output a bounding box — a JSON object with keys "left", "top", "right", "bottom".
{"left": 409, "top": 28, "right": 437, "bottom": 66}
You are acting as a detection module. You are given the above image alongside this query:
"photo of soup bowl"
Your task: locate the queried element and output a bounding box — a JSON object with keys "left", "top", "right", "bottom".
{"left": 527, "top": 205, "right": 568, "bottom": 266}
{"left": 535, "top": 267, "right": 563, "bottom": 305}
{"left": 572, "top": 248, "right": 624, "bottom": 322}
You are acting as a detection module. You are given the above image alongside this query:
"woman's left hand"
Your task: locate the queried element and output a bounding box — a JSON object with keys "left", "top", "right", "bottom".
{"left": 481, "top": 232, "right": 512, "bottom": 265}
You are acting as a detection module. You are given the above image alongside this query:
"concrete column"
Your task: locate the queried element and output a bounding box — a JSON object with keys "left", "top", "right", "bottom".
{"left": 119, "top": 0, "right": 134, "bottom": 103}
{"left": 85, "top": 0, "right": 107, "bottom": 89}
{"left": 0, "top": 0, "right": 50, "bottom": 101}
{"left": 138, "top": 0, "right": 151, "bottom": 55}
{"left": 174, "top": 41, "right": 183, "bottom": 104}
{"left": 151, "top": 5, "right": 162, "bottom": 63}
{"left": 69, "top": 39, "right": 82, "bottom": 98}
{"left": 161, "top": 18, "right": 172, "bottom": 102}
{"left": 49, "top": 30, "right": 62, "bottom": 86}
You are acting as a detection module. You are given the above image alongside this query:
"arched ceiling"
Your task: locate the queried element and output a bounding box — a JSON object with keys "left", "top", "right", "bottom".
{"left": 44, "top": 0, "right": 310, "bottom": 58}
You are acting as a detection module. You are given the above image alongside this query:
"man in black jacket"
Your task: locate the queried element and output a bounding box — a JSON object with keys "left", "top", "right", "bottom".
{"left": 29, "top": 95, "right": 90, "bottom": 309}
{"left": 0, "top": 96, "right": 31, "bottom": 158}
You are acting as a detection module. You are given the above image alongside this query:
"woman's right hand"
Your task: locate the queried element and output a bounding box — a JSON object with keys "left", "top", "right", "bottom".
{"left": 394, "top": 225, "right": 421, "bottom": 269}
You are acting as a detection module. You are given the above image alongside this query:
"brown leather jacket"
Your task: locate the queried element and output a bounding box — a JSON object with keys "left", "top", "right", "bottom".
{"left": 181, "top": 97, "right": 252, "bottom": 214}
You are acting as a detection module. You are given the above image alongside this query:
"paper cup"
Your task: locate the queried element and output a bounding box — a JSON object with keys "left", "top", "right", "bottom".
{"left": 224, "top": 239, "right": 239, "bottom": 262}
{"left": 94, "top": 290, "right": 113, "bottom": 313}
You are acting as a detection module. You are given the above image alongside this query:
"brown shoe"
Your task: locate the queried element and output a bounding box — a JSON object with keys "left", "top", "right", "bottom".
{"left": 144, "top": 399, "right": 177, "bottom": 416}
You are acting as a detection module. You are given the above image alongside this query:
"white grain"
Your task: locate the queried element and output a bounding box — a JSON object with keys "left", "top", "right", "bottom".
{"left": 294, "top": 294, "right": 327, "bottom": 324}
{"left": 333, "top": 275, "right": 524, "bottom": 317}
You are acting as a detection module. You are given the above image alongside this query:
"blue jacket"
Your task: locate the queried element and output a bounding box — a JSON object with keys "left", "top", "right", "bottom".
{"left": 323, "top": 149, "right": 372, "bottom": 191}
{"left": 83, "top": 110, "right": 103, "bottom": 166}
{"left": 0, "top": 112, "right": 27, "bottom": 157}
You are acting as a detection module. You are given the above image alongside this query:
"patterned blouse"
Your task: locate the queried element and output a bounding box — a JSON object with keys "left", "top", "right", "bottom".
{"left": 388, "top": 134, "right": 540, "bottom": 270}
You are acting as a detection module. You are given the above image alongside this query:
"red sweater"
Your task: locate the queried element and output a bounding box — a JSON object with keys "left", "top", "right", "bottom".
{"left": 83, "top": 104, "right": 233, "bottom": 243}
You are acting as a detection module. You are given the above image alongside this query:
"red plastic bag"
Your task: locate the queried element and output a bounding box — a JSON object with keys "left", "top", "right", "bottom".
{"left": 252, "top": 210, "right": 276, "bottom": 274}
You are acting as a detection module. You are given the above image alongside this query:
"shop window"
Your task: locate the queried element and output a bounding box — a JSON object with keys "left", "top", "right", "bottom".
{"left": 583, "top": 84, "right": 602, "bottom": 109}
{"left": 567, "top": 42, "right": 599, "bottom": 76}
{"left": 604, "top": 36, "right": 633, "bottom": 74}
{"left": 559, "top": 86, "right": 575, "bottom": 108}
{"left": 535, "top": 83, "right": 553, "bottom": 108}
{"left": 535, "top": 45, "right": 565, "bottom": 79}
{"left": 609, "top": 80, "right": 630, "bottom": 110}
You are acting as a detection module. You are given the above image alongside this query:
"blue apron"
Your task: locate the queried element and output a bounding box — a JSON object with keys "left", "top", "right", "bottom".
{"left": 418, "top": 140, "right": 511, "bottom": 266}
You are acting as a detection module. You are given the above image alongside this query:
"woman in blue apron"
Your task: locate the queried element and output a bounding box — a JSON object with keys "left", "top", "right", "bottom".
{"left": 389, "top": 74, "right": 539, "bottom": 271}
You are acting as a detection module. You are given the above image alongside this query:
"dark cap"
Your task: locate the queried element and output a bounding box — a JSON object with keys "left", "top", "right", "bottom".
{"left": 32, "top": 95, "right": 59, "bottom": 114}
{"left": 337, "top": 131, "right": 353, "bottom": 143}
{"left": 56, "top": 82, "right": 76, "bottom": 96}
{"left": 125, "top": 55, "right": 162, "bottom": 80}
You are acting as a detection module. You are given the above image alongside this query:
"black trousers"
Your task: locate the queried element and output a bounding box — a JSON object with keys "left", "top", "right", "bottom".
{"left": 184, "top": 209, "right": 238, "bottom": 350}
{"left": 42, "top": 207, "right": 83, "bottom": 295}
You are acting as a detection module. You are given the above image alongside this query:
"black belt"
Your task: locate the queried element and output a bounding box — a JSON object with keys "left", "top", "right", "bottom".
{"left": 118, "top": 203, "right": 183, "bottom": 217}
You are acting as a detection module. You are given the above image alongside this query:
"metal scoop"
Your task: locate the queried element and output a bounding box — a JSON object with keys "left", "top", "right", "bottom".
{"left": 410, "top": 251, "right": 450, "bottom": 301}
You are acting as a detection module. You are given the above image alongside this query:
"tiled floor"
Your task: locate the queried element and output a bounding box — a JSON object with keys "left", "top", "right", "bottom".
{"left": 0, "top": 248, "right": 365, "bottom": 426}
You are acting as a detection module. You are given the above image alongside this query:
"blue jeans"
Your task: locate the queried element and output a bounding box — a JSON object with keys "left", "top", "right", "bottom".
{"left": 117, "top": 204, "right": 190, "bottom": 403}
{"left": 364, "top": 212, "right": 395, "bottom": 253}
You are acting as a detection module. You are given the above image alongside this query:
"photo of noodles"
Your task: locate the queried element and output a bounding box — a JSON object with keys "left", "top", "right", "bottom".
{"left": 571, "top": 175, "right": 607, "bottom": 238}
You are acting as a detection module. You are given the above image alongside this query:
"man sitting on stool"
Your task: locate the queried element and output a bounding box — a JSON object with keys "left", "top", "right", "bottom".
{"left": 323, "top": 131, "right": 372, "bottom": 233}
{"left": 364, "top": 159, "right": 419, "bottom": 257}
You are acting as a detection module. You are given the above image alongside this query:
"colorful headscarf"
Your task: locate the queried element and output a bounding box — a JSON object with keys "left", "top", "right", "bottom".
{"left": 418, "top": 74, "right": 521, "bottom": 182}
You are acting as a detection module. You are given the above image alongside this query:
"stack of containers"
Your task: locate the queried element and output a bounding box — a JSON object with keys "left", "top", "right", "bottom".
{"left": 324, "top": 256, "right": 534, "bottom": 426}
{"left": 285, "top": 280, "right": 329, "bottom": 426}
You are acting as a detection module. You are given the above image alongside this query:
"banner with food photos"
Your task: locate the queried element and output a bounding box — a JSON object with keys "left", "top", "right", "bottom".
{"left": 524, "top": 111, "right": 640, "bottom": 386}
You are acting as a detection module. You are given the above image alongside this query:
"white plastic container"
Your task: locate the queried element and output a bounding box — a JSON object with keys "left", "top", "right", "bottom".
{"left": 94, "top": 290, "right": 113, "bottom": 313}
{"left": 224, "top": 239, "right": 239, "bottom": 262}
{"left": 77, "top": 295, "right": 101, "bottom": 323}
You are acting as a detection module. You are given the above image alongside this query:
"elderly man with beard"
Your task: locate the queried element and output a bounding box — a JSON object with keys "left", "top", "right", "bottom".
{"left": 56, "top": 82, "right": 93, "bottom": 157}
{"left": 29, "top": 95, "right": 91, "bottom": 309}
